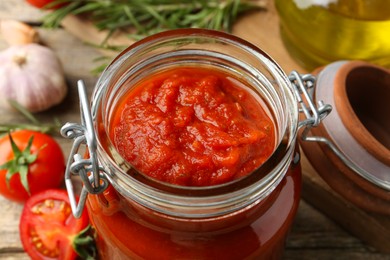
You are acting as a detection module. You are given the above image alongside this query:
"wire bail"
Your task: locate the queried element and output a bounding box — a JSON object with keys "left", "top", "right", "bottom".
{"left": 60, "top": 80, "right": 109, "bottom": 218}
{"left": 289, "top": 71, "right": 332, "bottom": 131}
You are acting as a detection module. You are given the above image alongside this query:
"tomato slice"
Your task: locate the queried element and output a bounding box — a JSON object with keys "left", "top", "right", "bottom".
{"left": 19, "top": 189, "right": 91, "bottom": 260}
{"left": 26, "top": 0, "right": 67, "bottom": 9}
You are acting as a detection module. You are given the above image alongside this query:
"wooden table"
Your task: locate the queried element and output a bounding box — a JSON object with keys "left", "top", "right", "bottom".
{"left": 1, "top": 1, "right": 389, "bottom": 259}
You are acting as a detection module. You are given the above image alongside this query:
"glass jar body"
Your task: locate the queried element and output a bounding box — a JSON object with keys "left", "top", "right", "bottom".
{"left": 87, "top": 162, "right": 301, "bottom": 259}
{"left": 88, "top": 29, "right": 301, "bottom": 259}
{"left": 275, "top": 0, "right": 390, "bottom": 71}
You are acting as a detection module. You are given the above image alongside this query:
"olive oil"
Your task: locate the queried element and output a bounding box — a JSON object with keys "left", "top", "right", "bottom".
{"left": 275, "top": 0, "right": 390, "bottom": 71}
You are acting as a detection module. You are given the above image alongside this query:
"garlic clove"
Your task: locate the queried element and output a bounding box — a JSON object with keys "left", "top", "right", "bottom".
{"left": 0, "top": 43, "right": 67, "bottom": 112}
{"left": 0, "top": 19, "right": 40, "bottom": 45}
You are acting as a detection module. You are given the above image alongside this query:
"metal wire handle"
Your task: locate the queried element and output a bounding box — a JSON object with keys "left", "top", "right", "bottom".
{"left": 289, "top": 71, "right": 332, "bottom": 130}
{"left": 289, "top": 71, "right": 336, "bottom": 152}
{"left": 60, "top": 80, "right": 109, "bottom": 218}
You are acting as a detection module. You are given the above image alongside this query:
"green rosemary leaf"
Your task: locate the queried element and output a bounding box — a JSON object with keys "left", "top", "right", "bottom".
{"left": 8, "top": 100, "right": 40, "bottom": 125}
{"left": 43, "top": 0, "right": 265, "bottom": 74}
{"left": 0, "top": 101, "right": 61, "bottom": 135}
{"left": 43, "top": 1, "right": 82, "bottom": 28}
{"left": 43, "top": 0, "right": 265, "bottom": 42}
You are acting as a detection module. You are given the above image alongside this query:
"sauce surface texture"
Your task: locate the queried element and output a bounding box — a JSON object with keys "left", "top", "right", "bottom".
{"left": 110, "top": 67, "right": 275, "bottom": 186}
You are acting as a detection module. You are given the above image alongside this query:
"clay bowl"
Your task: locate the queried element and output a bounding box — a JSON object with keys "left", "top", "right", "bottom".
{"left": 299, "top": 60, "right": 390, "bottom": 215}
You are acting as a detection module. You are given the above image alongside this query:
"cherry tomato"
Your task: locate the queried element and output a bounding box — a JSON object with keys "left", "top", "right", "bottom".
{"left": 19, "top": 189, "right": 94, "bottom": 260}
{"left": 0, "top": 130, "right": 65, "bottom": 202}
{"left": 26, "top": 0, "right": 67, "bottom": 9}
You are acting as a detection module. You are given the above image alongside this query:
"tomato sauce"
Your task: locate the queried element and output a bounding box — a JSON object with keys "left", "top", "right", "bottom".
{"left": 87, "top": 162, "right": 301, "bottom": 260}
{"left": 110, "top": 67, "right": 275, "bottom": 186}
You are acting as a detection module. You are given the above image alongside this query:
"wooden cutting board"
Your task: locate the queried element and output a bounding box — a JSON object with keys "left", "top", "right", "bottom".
{"left": 60, "top": 1, "right": 390, "bottom": 253}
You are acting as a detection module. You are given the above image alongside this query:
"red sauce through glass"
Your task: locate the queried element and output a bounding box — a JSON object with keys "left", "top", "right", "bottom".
{"left": 110, "top": 67, "right": 275, "bottom": 186}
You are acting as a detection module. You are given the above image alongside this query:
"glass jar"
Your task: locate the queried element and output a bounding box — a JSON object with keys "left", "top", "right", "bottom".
{"left": 275, "top": 0, "right": 390, "bottom": 71}
{"left": 61, "top": 29, "right": 330, "bottom": 259}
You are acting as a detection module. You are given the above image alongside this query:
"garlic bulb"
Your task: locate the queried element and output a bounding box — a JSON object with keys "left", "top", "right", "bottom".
{"left": 0, "top": 43, "right": 67, "bottom": 112}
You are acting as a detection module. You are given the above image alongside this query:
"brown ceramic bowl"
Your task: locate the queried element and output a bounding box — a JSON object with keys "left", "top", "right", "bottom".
{"left": 299, "top": 60, "right": 390, "bottom": 215}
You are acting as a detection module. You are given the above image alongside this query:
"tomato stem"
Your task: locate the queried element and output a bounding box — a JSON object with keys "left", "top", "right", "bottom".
{"left": 0, "top": 133, "right": 40, "bottom": 194}
{"left": 0, "top": 100, "right": 61, "bottom": 136}
{"left": 73, "top": 225, "right": 98, "bottom": 260}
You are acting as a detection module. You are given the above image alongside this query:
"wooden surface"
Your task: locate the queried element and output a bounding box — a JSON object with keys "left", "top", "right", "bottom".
{"left": 0, "top": 1, "right": 389, "bottom": 259}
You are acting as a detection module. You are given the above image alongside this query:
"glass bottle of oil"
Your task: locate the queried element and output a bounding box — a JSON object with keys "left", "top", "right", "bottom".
{"left": 275, "top": 0, "right": 390, "bottom": 71}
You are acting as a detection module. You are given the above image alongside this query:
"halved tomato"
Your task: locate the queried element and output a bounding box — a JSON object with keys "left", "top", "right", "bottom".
{"left": 19, "top": 189, "right": 96, "bottom": 260}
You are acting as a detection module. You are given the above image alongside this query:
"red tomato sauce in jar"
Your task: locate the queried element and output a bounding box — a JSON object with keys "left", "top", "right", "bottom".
{"left": 87, "top": 164, "right": 301, "bottom": 260}
{"left": 80, "top": 29, "right": 305, "bottom": 260}
{"left": 110, "top": 67, "right": 275, "bottom": 186}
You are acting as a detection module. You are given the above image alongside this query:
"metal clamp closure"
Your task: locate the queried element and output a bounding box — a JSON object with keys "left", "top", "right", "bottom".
{"left": 61, "top": 80, "right": 108, "bottom": 218}
{"left": 289, "top": 71, "right": 332, "bottom": 131}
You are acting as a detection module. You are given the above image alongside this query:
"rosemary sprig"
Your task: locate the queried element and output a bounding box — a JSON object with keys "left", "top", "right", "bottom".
{"left": 0, "top": 100, "right": 61, "bottom": 135}
{"left": 43, "top": 0, "right": 265, "bottom": 45}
